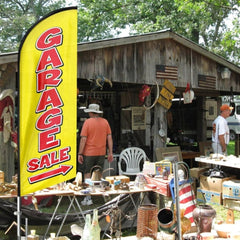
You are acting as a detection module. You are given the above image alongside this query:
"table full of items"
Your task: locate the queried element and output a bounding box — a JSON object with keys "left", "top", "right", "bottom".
{"left": 1, "top": 155, "right": 240, "bottom": 239}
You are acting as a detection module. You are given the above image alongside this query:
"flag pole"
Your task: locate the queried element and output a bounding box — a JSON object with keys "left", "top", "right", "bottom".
{"left": 173, "top": 160, "right": 182, "bottom": 240}
{"left": 16, "top": 196, "right": 21, "bottom": 240}
{"left": 16, "top": 72, "right": 21, "bottom": 239}
{"left": 17, "top": 135, "right": 22, "bottom": 239}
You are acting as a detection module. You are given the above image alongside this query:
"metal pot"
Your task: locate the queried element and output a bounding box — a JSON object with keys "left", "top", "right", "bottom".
{"left": 91, "top": 165, "right": 114, "bottom": 182}
{"left": 91, "top": 165, "right": 103, "bottom": 181}
{"left": 158, "top": 208, "right": 176, "bottom": 234}
{"left": 193, "top": 205, "right": 216, "bottom": 233}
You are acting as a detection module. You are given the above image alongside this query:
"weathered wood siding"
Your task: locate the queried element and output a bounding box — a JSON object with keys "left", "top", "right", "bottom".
{"left": 78, "top": 38, "right": 240, "bottom": 94}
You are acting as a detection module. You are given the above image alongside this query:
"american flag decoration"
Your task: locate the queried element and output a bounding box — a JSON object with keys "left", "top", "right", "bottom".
{"left": 156, "top": 65, "right": 178, "bottom": 80}
{"left": 198, "top": 74, "right": 216, "bottom": 89}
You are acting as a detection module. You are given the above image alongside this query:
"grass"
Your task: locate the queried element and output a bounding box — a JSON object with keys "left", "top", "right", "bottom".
{"left": 207, "top": 202, "right": 240, "bottom": 223}
{"left": 227, "top": 140, "right": 235, "bottom": 155}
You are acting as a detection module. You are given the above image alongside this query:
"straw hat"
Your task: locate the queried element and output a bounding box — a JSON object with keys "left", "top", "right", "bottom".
{"left": 84, "top": 104, "right": 103, "bottom": 113}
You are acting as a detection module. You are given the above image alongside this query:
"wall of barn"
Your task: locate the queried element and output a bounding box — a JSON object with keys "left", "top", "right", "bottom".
{"left": 78, "top": 38, "right": 240, "bottom": 93}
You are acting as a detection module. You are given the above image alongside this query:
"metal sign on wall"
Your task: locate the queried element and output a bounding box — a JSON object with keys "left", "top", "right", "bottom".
{"left": 158, "top": 80, "right": 176, "bottom": 109}
{"left": 18, "top": 7, "right": 77, "bottom": 196}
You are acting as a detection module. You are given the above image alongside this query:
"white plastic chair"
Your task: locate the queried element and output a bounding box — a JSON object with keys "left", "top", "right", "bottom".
{"left": 118, "top": 147, "right": 147, "bottom": 177}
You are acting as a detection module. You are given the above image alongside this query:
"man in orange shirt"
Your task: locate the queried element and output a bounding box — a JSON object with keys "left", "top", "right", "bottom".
{"left": 78, "top": 103, "right": 113, "bottom": 205}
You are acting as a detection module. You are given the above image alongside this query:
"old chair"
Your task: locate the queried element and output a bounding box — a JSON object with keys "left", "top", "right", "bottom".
{"left": 118, "top": 147, "right": 147, "bottom": 178}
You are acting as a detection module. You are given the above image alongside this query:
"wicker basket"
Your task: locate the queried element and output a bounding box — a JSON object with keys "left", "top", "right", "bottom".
{"left": 136, "top": 204, "right": 158, "bottom": 239}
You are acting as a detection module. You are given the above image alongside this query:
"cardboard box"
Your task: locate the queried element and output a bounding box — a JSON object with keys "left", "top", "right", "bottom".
{"left": 155, "top": 160, "right": 172, "bottom": 176}
{"left": 223, "top": 198, "right": 240, "bottom": 211}
{"left": 143, "top": 161, "right": 172, "bottom": 176}
{"left": 105, "top": 176, "right": 130, "bottom": 184}
{"left": 200, "top": 175, "right": 233, "bottom": 192}
{"left": 223, "top": 180, "right": 240, "bottom": 200}
{"left": 190, "top": 167, "right": 209, "bottom": 179}
{"left": 142, "top": 161, "right": 156, "bottom": 175}
{"left": 191, "top": 178, "right": 197, "bottom": 196}
{"left": 197, "top": 187, "right": 222, "bottom": 205}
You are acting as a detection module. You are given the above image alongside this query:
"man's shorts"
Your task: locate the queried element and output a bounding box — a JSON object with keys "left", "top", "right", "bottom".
{"left": 83, "top": 155, "right": 105, "bottom": 174}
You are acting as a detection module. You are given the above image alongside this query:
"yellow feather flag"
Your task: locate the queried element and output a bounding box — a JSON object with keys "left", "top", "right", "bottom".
{"left": 19, "top": 7, "right": 77, "bottom": 196}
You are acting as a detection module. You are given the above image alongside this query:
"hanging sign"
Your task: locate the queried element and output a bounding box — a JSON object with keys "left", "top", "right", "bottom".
{"left": 160, "top": 87, "right": 174, "bottom": 100}
{"left": 19, "top": 7, "right": 77, "bottom": 196}
{"left": 158, "top": 80, "right": 176, "bottom": 109}
{"left": 158, "top": 96, "right": 172, "bottom": 109}
{"left": 163, "top": 80, "right": 176, "bottom": 93}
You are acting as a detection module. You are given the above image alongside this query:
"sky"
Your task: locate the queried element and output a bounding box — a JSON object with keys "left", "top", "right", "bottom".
{"left": 65, "top": 0, "right": 78, "bottom": 6}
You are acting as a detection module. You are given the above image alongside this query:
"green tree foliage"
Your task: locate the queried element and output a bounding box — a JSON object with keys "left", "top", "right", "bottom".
{"left": 217, "top": 15, "right": 240, "bottom": 65}
{"left": 77, "top": 0, "right": 129, "bottom": 41}
{"left": 76, "top": 0, "right": 240, "bottom": 65}
{"left": 0, "top": 0, "right": 65, "bottom": 52}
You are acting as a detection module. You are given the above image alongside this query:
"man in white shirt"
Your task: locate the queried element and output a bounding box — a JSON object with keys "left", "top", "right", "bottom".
{"left": 212, "top": 104, "right": 233, "bottom": 154}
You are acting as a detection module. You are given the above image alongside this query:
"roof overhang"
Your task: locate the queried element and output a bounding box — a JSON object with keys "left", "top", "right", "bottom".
{"left": 77, "top": 29, "right": 240, "bottom": 75}
{"left": 1, "top": 29, "right": 240, "bottom": 74}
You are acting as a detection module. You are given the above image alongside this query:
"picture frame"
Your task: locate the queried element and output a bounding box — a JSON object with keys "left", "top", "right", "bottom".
{"left": 205, "top": 99, "right": 217, "bottom": 120}
{"left": 131, "top": 107, "right": 146, "bottom": 130}
{"left": 155, "top": 146, "right": 183, "bottom": 162}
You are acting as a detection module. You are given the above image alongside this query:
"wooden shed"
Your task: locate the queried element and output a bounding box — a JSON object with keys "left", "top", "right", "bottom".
{"left": 0, "top": 29, "right": 240, "bottom": 179}
{"left": 75, "top": 29, "right": 240, "bottom": 159}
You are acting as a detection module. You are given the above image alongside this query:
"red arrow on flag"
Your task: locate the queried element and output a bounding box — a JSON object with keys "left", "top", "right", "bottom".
{"left": 28, "top": 165, "right": 73, "bottom": 184}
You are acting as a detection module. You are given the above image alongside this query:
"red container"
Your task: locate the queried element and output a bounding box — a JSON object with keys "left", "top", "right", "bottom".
{"left": 144, "top": 175, "right": 171, "bottom": 197}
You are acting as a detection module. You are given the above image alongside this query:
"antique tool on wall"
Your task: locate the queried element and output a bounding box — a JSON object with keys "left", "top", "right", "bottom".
{"left": 87, "top": 75, "right": 112, "bottom": 91}
{"left": 158, "top": 119, "right": 165, "bottom": 138}
{"left": 158, "top": 117, "right": 166, "bottom": 143}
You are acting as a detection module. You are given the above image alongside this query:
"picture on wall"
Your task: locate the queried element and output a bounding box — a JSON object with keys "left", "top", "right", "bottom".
{"left": 131, "top": 107, "right": 146, "bottom": 130}
{"left": 206, "top": 99, "right": 217, "bottom": 120}
{"left": 155, "top": 146, "right": 183, "bottom": 162}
